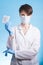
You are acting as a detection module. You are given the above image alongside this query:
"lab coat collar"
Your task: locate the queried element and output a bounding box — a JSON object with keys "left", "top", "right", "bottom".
{"left": 19, "top": 24, "right": 32, "bottom": 30}
{"left": 18, "top": 24, "right": 32, "bottom": 37}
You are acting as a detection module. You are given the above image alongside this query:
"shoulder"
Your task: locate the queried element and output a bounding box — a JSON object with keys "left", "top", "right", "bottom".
{"left": 31, "top": 24, "right": 40, "bottom": 35}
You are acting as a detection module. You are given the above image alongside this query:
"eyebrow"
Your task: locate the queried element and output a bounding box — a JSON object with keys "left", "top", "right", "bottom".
{"left": 21, "top": 14, "right": 25, "bottom": 15}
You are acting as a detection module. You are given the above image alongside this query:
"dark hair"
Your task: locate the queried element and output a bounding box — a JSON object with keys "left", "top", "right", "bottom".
{"left": 19, "top": 4, "right": 33, "bottom": 15}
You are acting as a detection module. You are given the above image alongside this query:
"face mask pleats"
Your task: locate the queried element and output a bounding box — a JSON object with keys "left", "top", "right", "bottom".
{"left": 20, "top": 16, "right": 31, "bottom": 24}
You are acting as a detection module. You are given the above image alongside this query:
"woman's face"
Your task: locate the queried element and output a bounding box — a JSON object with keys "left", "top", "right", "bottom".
{"left": 19, "top": 10, "right": 28, "bottom": 16}
{"left": 19, "top": 11, "right": 31, "bottom": 24}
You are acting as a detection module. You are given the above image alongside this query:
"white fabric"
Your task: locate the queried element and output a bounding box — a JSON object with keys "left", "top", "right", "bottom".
{"left": 11, "top": 24, "right": 40, "bottom": 60}
{"left": 20, "top": 15, "right": 31, "bottom": 24}
{"left": 7, "top": 24, "right": 40, "bottom": 60}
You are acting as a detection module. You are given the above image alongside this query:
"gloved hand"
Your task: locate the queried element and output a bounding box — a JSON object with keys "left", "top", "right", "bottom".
{"left": 5, "top": 22, "right": 12, "bottom": 36}
{"left": 3, "top": 48, "right": 15, "bottom": 56}
{"left": 2, "top": 15, "right": 12, "bottom": 36}
{"left": 2, "top": 15, "right": 15, "bottom": 56}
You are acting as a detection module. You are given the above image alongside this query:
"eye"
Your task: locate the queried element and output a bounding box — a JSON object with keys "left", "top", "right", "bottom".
{"left": 21, "top": 14, "right": 25, "bottom": 16}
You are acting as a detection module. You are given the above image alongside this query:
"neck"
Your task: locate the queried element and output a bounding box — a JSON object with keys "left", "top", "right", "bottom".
{"left": 21, "top": 23, "right": 30, "bottom": 29}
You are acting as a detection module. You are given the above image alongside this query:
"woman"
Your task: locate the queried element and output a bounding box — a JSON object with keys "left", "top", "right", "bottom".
{"left": 7, "top": 4, "right": 40, "bottom": 65}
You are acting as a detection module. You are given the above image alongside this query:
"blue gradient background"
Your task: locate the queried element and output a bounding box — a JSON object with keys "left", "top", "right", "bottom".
{"left": 0, "top": 0, "right": 43, "bottom": 65}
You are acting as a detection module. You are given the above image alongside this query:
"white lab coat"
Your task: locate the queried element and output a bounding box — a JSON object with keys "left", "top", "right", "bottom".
{"left": 7, "top": 24, "right": 40, "bottom": 65}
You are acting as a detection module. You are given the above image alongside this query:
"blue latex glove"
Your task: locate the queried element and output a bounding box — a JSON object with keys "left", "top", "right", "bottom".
{"left": 3, "top": 22, "right": 14, "bottom": 56}
{"left": 3, "top": 48, "right": 15, "bottom": 56}
{"left": 5, "top": 22, "right": 12, "bottom": 36}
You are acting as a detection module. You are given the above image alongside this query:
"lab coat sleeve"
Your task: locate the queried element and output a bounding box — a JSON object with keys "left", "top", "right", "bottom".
{"left": 6, "top": 27, "right": 17, "bottom": 51}
{"left": 7, "top": 36, "right": 13, "bottom": 49}
{"left": 15, "top": 30, "right": 40, "bottom": 60}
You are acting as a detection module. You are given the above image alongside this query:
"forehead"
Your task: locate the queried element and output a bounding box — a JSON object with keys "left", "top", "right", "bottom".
{"left": 20, "top": 10, "right": 27, "bottom": 15}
